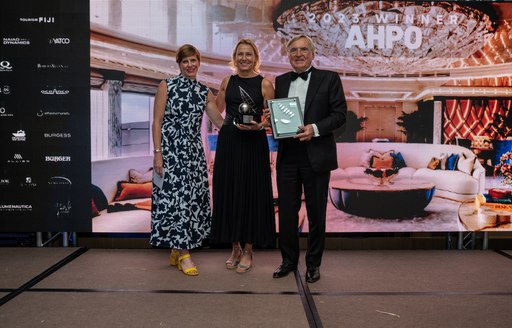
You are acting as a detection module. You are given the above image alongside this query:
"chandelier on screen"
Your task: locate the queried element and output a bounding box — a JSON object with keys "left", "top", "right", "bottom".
{"left": 275, "top": 1, "right": 494, "bottom": 75}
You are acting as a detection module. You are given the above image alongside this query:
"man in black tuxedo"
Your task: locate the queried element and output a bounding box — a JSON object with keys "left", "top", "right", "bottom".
{"left": 267, "top": 35, "right": 347, "bottom": 283}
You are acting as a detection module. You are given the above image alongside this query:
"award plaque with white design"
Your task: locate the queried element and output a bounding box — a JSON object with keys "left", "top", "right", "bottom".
{"left": 268, "top": 97, "right": 304, "bottom": 139}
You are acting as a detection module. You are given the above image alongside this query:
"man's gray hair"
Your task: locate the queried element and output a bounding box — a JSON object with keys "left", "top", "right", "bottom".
{"left": 286, "top": 34, "right": 316, "bottom": 53}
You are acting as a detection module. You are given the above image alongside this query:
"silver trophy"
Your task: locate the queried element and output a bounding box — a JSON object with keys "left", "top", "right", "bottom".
{"left": 238, "top": 102, "right": 255, "bottom": 124}
{"left": 235, "top": 86, "right": 259, "bottom": 125}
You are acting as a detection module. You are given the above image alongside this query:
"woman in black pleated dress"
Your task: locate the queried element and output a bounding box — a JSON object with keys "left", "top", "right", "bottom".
{"left": 211, "top": 39, "right": 276, "bottom": 273}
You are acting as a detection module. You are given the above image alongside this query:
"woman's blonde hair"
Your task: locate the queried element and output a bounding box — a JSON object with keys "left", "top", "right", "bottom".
{"left": 176, "top": 44, "right": 201, "bottom": 64}
{"left": 229, "top": 38, "right": 260, "bottom": 73}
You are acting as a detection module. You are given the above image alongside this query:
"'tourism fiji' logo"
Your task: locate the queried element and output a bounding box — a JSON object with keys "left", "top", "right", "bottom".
{"left": 3, "top": 37, "right": 30, "bottom": 45}
{"left": 19, "top": 17, "right": 55, "bottom": 23}
{"left": 12, "top": 130, "right": 26, "bottom": 141}
{"left": 41, "top": 88, "right": 70, "bottom": 95}
{"left": 49, "top": 37, "right": 71, "bottom": 45}
{"left": 0, "top": 61, "right": 13, "bottom": 72}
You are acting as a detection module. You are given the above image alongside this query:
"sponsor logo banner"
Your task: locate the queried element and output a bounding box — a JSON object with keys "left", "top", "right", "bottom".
{"left": 45, "top": 155, "right": 71, "bottom": 162}
{"left": 37, "top": 63, "right": 70, "bottom": 70}
{"left": 3, "top": 37, "right": 30, "bottom": 45}
{"left": 0, "top": 106, "right": 14, "bottom": 117}
{"left": 49, "top": 37, "right": 70, "bottom": 45}
{"left": 1, "top": 85, "right": 11, "bottom": 94}
{"left": 20, "top": 176, "right": 37, "bottom": 188}
{"left": 41, "top": 88, "right": 70, "bottom": 95}
{"left": 43, "top": 132, "right": 72, "bottom": 138}
{"left": 19, "top": 17, "right": 55, "bottom": 23}
{"left": 12, "top": 130, "right": 26, "bottom": 141}
{"left": 0, "top": 204, "right": 33, "bottom": 212}
{"left": 7, "top": 153, "right": 30, "bottom": 164}
{"left": 0, "top": 61, "right": 13, "bottom": 72}
{"left": 36, "top": 109, "right": 71, "bottom": 117}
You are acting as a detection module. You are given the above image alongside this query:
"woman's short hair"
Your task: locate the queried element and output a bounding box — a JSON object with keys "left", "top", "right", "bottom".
{"left": 286, "top": 34, "right": 316, "bottom": 53}
{"left": 229, "top": 38, "right": 260, "bottom": 73}
{"left": 176, "top": 44, "right": 201, "bottom": 64}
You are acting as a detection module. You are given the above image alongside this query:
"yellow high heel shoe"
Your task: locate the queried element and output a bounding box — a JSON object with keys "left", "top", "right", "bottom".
{"left": 170, "top": 249, "right": 179, "bottom": 267}
{"left": 177, "top": 254, "right": 199, "bottom": 276}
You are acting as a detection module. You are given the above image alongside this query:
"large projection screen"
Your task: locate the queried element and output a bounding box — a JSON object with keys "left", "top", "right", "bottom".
{"left": 3, "top": 1, "right": 511, "bottom": 233}
{"left": 89, "top": 0, "right": 512, "bottom": 234}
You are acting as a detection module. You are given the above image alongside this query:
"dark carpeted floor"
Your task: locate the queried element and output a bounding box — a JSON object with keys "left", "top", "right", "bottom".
{"left": 1, "top": 247, "right": 512, "bottom": 327}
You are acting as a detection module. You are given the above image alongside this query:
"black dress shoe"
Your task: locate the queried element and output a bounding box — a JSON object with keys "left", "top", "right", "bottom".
{"left": 306, "top": 266, "right": 320, "bottom": 283}
{"left": 273, "top": 263, "right": 297, "bottom": 278}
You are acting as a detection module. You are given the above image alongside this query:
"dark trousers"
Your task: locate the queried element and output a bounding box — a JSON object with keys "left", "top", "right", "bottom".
{"left": 277, "top": 140, "right": 330, "bottom": 268}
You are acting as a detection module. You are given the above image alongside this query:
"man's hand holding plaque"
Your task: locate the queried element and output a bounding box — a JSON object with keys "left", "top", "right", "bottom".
{"left": 266, "top": 97, "right": 305, "bottom": 139}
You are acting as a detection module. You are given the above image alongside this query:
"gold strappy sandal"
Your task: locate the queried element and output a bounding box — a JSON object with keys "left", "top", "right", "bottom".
{"left": 236, "top": 250, "right": 253, "bottom": 274}
{"left": 225, "top": 246, "right": 242, "bottom": 270}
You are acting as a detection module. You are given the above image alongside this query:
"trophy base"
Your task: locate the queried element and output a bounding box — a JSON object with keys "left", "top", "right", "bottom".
{"left": 240, "top": 115, "right": 254, "bottom": 125}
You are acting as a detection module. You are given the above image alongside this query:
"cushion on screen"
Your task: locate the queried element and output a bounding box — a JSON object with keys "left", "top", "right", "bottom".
{"left": 390, "top": 152, "right": 407, "bottom": 168}
{"left": 371, "top": 156, "right": 393, "bottom": 169}
{"left": 488, "top": 188, "right": 512, "bottom": 199}
{"left": 360, "top": 149, "right": 394, "bottom": 167}
{"left": 457, "top": 153, "right": 476, "bottom": 175}
{"left": 438, "top": 153, "right": 448, "bottom": 170}
{"left": 471, "top": 136, "right": 492, "bottom": 149}
{"left": 446, "top": 153, "right": 459, "bottom": 170}
{"left": 129, "top": 168, "right": 153, "bottom": 184}
{"left": 427, "top": 157, "right": 440, "bottom": 170}
{"left": 359, "top": 150, "right": 376, "bottom": 167}
{"left": 114, "top": 181, "right": 152, "bottom": 201}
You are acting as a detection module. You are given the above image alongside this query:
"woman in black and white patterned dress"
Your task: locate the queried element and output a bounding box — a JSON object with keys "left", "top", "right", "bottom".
{"left": 150, "top": 44, "right": 223, "bottom": 276}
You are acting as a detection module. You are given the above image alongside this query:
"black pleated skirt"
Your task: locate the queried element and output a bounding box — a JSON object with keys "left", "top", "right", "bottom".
{"left": 211, "top": 125, "right": 276, "bottom": 247}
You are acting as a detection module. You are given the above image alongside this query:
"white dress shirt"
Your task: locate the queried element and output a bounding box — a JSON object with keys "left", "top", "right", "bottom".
{"left": 287, "top": 67, "right": 320, "bottom": 137}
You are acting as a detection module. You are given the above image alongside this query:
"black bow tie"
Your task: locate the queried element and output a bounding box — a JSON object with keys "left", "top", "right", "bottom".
{"left": 291, "top": 70, "right": 310, "bottom": 81}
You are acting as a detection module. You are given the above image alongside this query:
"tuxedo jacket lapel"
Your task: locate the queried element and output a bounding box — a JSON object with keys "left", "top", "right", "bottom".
{"left": 280, "top": 73, "right": 292, "bottom": 98}
{"left": 304, "top": 68, "right": 322, "bottom": 117}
